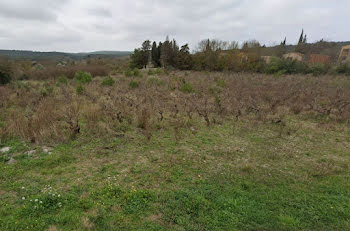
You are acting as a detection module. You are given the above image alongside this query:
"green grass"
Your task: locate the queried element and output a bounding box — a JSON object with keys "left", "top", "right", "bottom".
{"left": 0, "top": 118, "right": 349, "bottom": 230}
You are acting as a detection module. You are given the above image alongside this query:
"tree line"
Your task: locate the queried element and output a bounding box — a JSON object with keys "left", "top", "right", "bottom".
{"left": 130, "top": 36, "right": 193, "bottom": 70}
{"left": 129, "top": 30, "right": 350, "bottom": 76}
{"left": 130, "top": 36, "right": 265, "bottom": 72}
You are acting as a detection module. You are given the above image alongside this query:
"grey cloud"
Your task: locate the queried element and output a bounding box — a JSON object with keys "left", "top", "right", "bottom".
{"left": 0, "top": 0, "right": 348, "bottom": 52}
{"left": 0, "top": 0, "right": 68, "bottom": 21}
{"left": 88, "top": 8, "right": 112, "bottom": 18}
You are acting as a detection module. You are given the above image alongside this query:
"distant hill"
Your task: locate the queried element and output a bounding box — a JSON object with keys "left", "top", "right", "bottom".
{"left": 0, "top": 50, "right": 132, "bottom": 60}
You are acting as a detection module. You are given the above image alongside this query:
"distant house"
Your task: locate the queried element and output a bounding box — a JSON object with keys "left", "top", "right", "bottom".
{"left": 338, "top": 45, "right": 350, "bottom": 63}
{"left": 309, "top": 54, "right": 331, "bottom": 64}
{"left": 283, "top": 52, "right": 304, "bottom": 62}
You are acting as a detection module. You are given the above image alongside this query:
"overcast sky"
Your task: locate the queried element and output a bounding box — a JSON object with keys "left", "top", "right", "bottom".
{"left": 0, "top": 0, "right": 348, "bottom": 52}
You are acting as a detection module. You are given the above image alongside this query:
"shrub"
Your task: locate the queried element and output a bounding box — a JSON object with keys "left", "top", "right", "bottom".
{"left": 57, "top": 75, "right": 68, "bottom": 85}
{"left": 74, "top": 71, "right": 92, "bottom": 84}
{"left": 180, "top": 82, "right": 194, "bottom": 93}
{"left": 147, "top": 69, "right": 154, "bottom": 76}
{"left": 125, "top": 69, "right": 133, "bottom": 77}
{"left": 147, "top": 77, "right": 163, "bottom": 86}
{"left": 309, "top": 63, "right": 329, "bottom": 76}
{"left": 264, "top": 57, "right": 282, "bottom": 74}
{"left": 102, "top": 76, "right": 115, "bottom": 86}
{"left": 0, "top": 60, "right": 12, "bottom": 85}
{"left": 164, "top": 69, "right": 170, "bottom": 76}
{"left": 40, "top": 86, "right": 53, "bottom": 97}
{"left": 215, "top": 78, "right": 226, "bottom": 88}
{"left": 125, "top": 68, "right": 142, "bottom": 77}
{"left": 133, "top": 68, "right": 142, "bottom": 77}
{"left": 335, "top": 63, "right": 350, "bottom": 75}
{"left": 155, "top": 68, "right": 162, "bottom": 75}
{"left": 76, "top": 84, "right": 84, "bottom": 95}
{"left": 264, "top": 57, "right": 308, "bottom": 75}
{"left": 0, "top": 71, "right": 11, "bottom": 85}
{"left": 129, "top": 80, "right": 140, "bottom": 89}
{"left": 282, "top": 59, "right": 308, "bottom": 74}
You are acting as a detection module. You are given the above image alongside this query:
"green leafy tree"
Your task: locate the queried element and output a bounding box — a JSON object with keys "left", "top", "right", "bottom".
{"left": 130, "top": 48, "right": 144, "bottom": 69}
{"left": 141, "top": 40, "right": 151, "bottom": 68}
{"left": 175, "top": 44, "right": 193, "bottom": 70}
{"left": 130, "top": 40, "right": 152, "bottom": 69}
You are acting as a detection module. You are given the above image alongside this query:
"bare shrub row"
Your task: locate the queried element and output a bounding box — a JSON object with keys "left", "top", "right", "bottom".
{"left": 1, "top": 71, "right": 349, "bottom": 144}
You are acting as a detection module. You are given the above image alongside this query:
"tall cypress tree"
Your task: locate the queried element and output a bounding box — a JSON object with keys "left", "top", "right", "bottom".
{"left": 298, "top": 29, "right": 304, "bottom": 44}
{"left": 303, "top": 34, "right": 307, "bottom": 44}
{"left": 151, "top": 41, "right": 158, "bottom": 67}
{"left": 281, "top": 37, "right": 286, "bottom": 46}
{"left": 157, "top": 42, "right": 162, "bottom": 67}
{"left": 160, "top": 36, "right": 172, "bottom": 68}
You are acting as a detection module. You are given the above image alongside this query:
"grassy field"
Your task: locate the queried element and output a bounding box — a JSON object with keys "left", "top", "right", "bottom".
{"left": 0, "top": 70, "right": 350, "bottom": 230}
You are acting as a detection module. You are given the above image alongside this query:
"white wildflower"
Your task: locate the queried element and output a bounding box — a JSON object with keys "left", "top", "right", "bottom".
{"left": 22, "top": 197, "right": 25, "bottom": 200}
{"left": 35, "top": 199, "right": 38, "bottom": 202}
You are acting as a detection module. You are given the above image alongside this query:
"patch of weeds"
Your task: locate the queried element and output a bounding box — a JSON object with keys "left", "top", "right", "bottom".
{"left": 20, "top": 186, "right": 68, "bottom": 216}
{"left": 278, "top": 214, "right": 301, "bottom": 229}
{"left": 125, "top": 68, "right": 133, "bottom": 77}
{"left": 147, "top": 77, "right": 163, "bottom": 86}
{"left": 129, "top": 80, "right": 140, "bottom": 89}
{"left": 209, "top": 86, "right": 222, "bottom": 95}
{"left": 40, "top": 86, "right": 53, "bottom": 97}
{"left": 74, "top": 71, "right": 92, "bottom": 84}
{"left": 180, "top": 82, "right": 194, "bottom": 93}
{"left": 215, "top": 78, "right": 226, "bottom": 88}
{"left": 91, "top": 183, "right": 124, "bottom": 206}
{"left": 148, "top": 69, "right": 154, "bottom": 76}
{"left": 133, "top": 68, "right": 143, "bottom": 77}
{"left": 122, "top": 189, "right": 154, "bottom": 214}
{"left": 57, "top": 75, "right": 68, "bottom": 86}
{"left": 76, "top": 84, "right": 84, "bottom": 95}
{"left": 155, "top": 68, "right": 162, "bottom": 75}
{"left": 101, "top": 76, "right": 115, "bottom": 86}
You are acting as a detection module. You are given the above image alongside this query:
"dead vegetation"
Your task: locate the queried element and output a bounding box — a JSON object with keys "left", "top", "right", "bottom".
{"left": 0, "top": 70, "right": 350, "bottom": 144}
